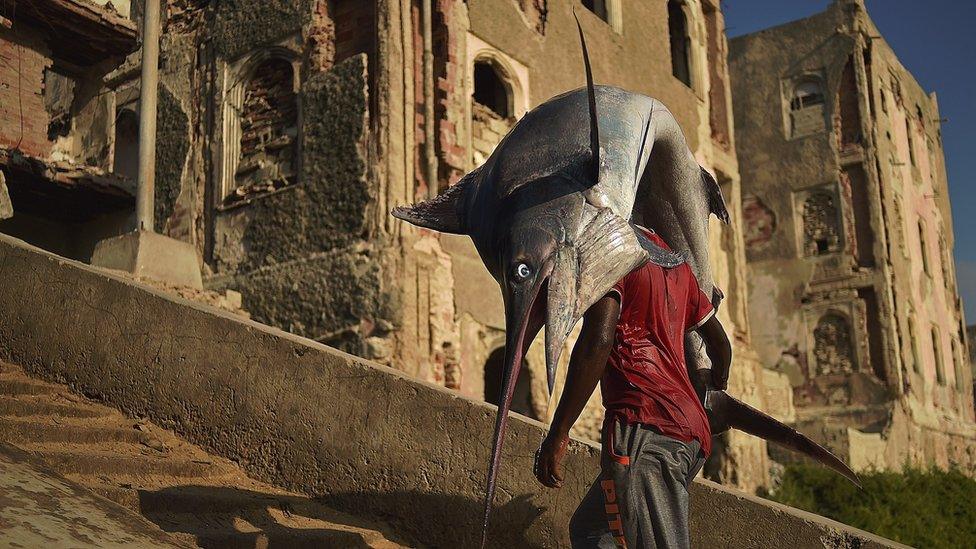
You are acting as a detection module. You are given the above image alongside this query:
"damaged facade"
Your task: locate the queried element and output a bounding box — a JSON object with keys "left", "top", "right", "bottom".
{"left": 730, "top": 0, "right": 976, "bottom": 473}
{"left": 11, "top": 0, "right": 969, "bottom": 493}
{"left": 0, "top": 0, "right": 787, "bottom": 492}
{"left": 0, "top": 0, "right": 137, "bottom": 260}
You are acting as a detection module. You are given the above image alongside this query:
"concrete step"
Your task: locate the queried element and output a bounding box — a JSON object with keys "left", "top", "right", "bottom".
{"left": 0, "top": 376, "right": 60, "bottom": 396}
{"left": 0, "top": 395, "right": 110, "bottom": 419}
{"left": 0, "top": 416, "right": 147, "bottom": 445}
{"left": 146, "top": 511, "right": 400, "bottom": 549}
{"left": 85, "top": 485, "right": 408, "bottom": 548}
{"left": 89, "top": 483, "right": 289, "bottom": 515}
{"left": 25, "top": 445, "right": 230, "bottom": 479}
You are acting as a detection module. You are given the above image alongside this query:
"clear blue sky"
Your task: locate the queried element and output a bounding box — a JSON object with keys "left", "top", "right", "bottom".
{"left": 723, "top": 0, "right": 976, "bottom": 319}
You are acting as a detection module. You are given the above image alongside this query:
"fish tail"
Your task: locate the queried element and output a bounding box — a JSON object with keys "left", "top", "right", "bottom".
{"left": 701, "top": 166, "right": 731, "bottom": 224}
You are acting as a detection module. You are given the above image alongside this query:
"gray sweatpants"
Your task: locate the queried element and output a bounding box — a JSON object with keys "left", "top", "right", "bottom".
{"left": 569, "top": 419, "right": 706, "bottom": 548}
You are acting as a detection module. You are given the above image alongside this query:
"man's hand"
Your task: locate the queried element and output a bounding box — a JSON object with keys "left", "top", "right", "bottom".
{"left": 534, "top": 433, "right": 569, "bottom": 488}
{"left": 536, "top": 293, "right": 618, "bottom": 489}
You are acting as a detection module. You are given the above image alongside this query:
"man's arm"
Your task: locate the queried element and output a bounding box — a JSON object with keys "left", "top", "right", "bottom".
{"left": 535, "top": 293, "right": 620, "bottom": 488}
{"left": 696, "top": 315, "right": 732, "bottom": 390}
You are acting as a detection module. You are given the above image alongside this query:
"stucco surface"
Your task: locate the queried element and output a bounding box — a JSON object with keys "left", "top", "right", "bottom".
{"left": 0, "top": 233, "right": 902, "bottom": 548}
{"left": 0, "top": 443, "right": 188, "bottom": 548}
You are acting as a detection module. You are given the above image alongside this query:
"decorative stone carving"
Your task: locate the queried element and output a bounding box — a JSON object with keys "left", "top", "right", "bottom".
{"left": 802, "top": 191, "right": 841, "bottom": 256}
{"left": 813, "top": 312, "right": 855, "bottom": 376}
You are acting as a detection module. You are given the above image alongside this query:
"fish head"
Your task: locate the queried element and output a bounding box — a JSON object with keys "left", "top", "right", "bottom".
{"left": 476, "top": 177, "right": 587, "bottom": 399}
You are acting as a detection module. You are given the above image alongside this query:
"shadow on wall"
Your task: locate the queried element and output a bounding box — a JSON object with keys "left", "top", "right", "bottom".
{"left": 137, "top": 484, "right": 545, "bottom": 548}
{"left": 483, "top": 346, "right": 538, "bottom": 420}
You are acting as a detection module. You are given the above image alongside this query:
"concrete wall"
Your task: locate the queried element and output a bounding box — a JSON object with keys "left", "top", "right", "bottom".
{"left": 0, "top": 233, "right": 903, "bottom": 548}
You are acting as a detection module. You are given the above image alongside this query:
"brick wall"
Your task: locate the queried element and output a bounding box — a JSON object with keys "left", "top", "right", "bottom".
{"left": 0, "top": 29, "right": 52, "bottom": 158}
{"left": 334, "top": 0, "right": 374, "bottom": 64}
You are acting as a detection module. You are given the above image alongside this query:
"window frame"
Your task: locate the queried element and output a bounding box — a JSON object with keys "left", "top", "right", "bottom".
{"left": 217, "top": 47, "right": 303, "bottom": 208}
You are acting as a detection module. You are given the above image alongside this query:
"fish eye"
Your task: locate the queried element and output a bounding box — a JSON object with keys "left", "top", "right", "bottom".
{"left": 514, "top": 262, "right": 532, "bottom": 280}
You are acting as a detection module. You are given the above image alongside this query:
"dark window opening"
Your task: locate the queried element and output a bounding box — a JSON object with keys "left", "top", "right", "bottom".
{"left": 44, "top": 68, "right": 76, "bottom": 140}
{"left": 581, "top": 0, "right": 609, "bottom": 21}
{"left": 473, "top": 61, "right": 511, "bottom": 119}
{"left": 112, "top": 109, "right": 139, "bottom": 182}
{"left": 918, "top": 220, "right": 929, "bottom": 275}
{"left": 483, "top": 347, "right": 537, "bottom": 420}
{"left": 932, "top": 328, "right": 945, "bottom": 385}
{"left": 668, "top": 1, "right": 691, "bottom": 87}
{"left": 906, "top": 119, "right": 916, "bottom": 166}
{"left": 907, "top": 316, "right": 920, "bottom": 374}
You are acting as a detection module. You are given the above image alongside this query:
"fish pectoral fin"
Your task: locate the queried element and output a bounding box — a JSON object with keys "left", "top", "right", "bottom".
{"left": 701, "top": 166, "right": 731, "bottom": 225}
{"left": 391, "top": 166, "right": 478, "bottom": 234}
{"left": 573, "top": 210, "right": 651, "bottom": 315}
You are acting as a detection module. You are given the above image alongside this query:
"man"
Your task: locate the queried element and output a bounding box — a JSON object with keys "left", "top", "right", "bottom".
{"left": 534, "top": 227, "right": 732, "bottom": 548}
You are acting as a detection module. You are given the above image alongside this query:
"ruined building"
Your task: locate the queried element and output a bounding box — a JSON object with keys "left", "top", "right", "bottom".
{"left": 0, "top": 0, "right": 137, "bottom": 259}
{"left": 1, "top": 0, "right": 799, "bottom": 493}
{"left": 730, "top": 0, "right": 976, "bottom": 473}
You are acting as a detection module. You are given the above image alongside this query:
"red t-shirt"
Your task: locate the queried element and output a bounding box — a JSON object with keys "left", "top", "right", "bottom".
{"left": 603, "top": 230, "right": 715, "bottom": 456}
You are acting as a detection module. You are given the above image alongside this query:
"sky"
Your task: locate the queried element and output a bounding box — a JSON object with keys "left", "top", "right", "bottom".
{"left": 722, "top": 0, "right": 976, "bottom": 319}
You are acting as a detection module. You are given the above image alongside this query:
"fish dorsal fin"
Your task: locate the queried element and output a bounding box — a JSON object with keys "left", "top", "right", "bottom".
{"left": 391, "top": 166, "right": 479, "bottom": 234}
{"left": 632, "top": 225, "right": 687, "bottom": 268}
{"left": 574, "top": 12, "right": 600, "bottom": 184}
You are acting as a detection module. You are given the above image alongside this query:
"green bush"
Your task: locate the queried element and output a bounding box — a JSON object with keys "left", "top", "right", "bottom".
{"left": 765, "top": 465, "right": 976, "bottom": 548}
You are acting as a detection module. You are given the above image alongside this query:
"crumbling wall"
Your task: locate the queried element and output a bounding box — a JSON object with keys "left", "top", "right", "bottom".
{"left": 211, "top": 0, "right": 311, "bottom": 61}
{"left": 0, "top": 27, "right": 52, "bottom": 158}
{"left": 213, "top": 55, "right": 393, "bottom": 357}
{"left": 153, "top": 86, "right": 189, "bottom": 233}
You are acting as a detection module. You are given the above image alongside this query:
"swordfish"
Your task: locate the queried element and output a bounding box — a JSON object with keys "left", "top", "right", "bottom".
{"left": 392, "top": 19, "right": 858, "bottom": 546}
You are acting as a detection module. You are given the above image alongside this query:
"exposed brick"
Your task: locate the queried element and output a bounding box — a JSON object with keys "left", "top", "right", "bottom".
{"left": 0, "top": 31, "right": 52, "bottom": 158}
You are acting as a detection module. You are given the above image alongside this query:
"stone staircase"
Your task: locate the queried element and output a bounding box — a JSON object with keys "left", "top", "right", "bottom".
{"left": 0, "top": 360, "right": 412, "bottom": 549}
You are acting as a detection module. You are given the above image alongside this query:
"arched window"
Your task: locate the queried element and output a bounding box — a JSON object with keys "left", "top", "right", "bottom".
{"left": 473, "top": 60, "right": 511, "bottom": 119}
{"left": 813, "top": 312, "right": 855, "bottom": 376}
{"left": 802, "top": 191, "right": 840, "bottom": 256}
{"left": 483, "top": 347, "right": 537, "bottom": 420}
{"left": 471, "top": 56, "right": 519, "bottom": 165}
{"left": 231, "top": 57, "right": 299, "bottom": 200}
{"left": 790, "top": 78, "right": 826, "bottom": 137}
{"left": 668, "top": 0, "right": 691, "bottom": 87}
{"left": 112, "top": 109, "right": 139, "bottom": 182}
